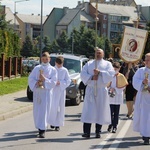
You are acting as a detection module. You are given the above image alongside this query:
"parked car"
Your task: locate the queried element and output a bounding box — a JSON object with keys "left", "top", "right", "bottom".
{"left": 27, "top": 53, "right": 88, "bottom": 105}
{"left": 22, "top": 59, "right": 39, "bottom": 72}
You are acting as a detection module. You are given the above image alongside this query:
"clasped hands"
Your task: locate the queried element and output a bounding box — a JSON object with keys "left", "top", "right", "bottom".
{"left": 92, "top": 69, "right": 100, "bottom": 80}
{"left": 36, "top": 74, "right": 45, "bottom": 86}
{"left": 56, "top": 81, "right": 60, "bottom": 86}
{"left": 142, "top": 78, "right": 150, "bottom": 92}
{"left": 109, "top": 87, "right": 115, "bottom": 93}
{"left": 142, "top": 78, "right": 148, "bottom": 85}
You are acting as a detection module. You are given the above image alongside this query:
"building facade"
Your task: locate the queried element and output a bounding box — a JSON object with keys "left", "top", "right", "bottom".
{"left": 43, "top": 4, "right": 94, "bottom": 42}
{"left": 16, "top": 14, "right": 47, "bottom": 43}
{"left": 141, "top": 6, "right": 150, "bottom": 22}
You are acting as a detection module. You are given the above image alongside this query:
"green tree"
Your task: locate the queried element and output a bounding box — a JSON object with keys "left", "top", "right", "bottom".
{"left": 32, "top": 37, "right": 40, "bottom": 57}
{"left": 0, "top": 10, "right": 10, "bottom": 30}
{"left": 68, "top": 25, "right": 112, "bottom": 58}
{"left": 143, "top": 22, "right": 150, "bottom": 58}
{"left": 56, "top": 31, "right": 69, "bottom": 53}
{"left": 68, "top": 28, "right": 82, "bottom": 54}
{"left": 42, "top": 36, "right": 51, "bottom": 52}
{"left": 104, "top": 38, "right": 112, "bottom": 58}
{"left": 50, "top": 40, "right": 60, "bottom": 53}
{"left": 49, "top": 25, "right": 112, "bottom": 58}
{"left": 21, "top": 35, "right": 33, "bottom": 57}
{"left": 146, "top": 22, "right": 150, "bottom": 31}
{"left": 0, "top": 5, "right": 21, "bottom": 58}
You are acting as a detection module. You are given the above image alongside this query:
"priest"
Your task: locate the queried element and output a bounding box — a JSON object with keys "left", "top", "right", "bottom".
{"left": 133, "top": 53, "right": 150, "bottom": 145}
{"left": 48, "top": 56, "right": 71, "bottom": 131}
{"left": 28, "top": 52, "right": 57, "bottom": 138}
{"left": 80, "top": 48, "right": 115, "bottom": 138}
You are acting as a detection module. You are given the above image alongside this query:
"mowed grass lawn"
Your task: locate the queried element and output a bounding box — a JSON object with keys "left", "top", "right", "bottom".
{"left": 0, "top": 76, "right": 28, "bottom": 95}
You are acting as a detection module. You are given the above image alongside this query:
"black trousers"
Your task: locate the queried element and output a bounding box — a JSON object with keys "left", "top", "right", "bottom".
{"left": 83, "top": 123, "right": 102, "bottom": 134}
{"left": 110, "top": 104, "right": 120, "bottom": 128}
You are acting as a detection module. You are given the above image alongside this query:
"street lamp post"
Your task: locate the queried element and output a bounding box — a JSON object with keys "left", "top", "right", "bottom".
{"left": 40, "top": 0, "right": 43, "bottom": 62}
{"left": 14, "top": 0, "right": 29, "bottom": 31}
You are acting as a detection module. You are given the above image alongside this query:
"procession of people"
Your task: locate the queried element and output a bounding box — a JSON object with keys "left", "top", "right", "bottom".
{"left": 28, "top": 49, "right": 150, "bottom": 145}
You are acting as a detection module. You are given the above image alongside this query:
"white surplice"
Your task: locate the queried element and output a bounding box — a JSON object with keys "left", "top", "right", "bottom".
{"left": 48, "top": 66, "right": 71, "bottom": 126}
{"left": 80, "top": 59, "right": 115, "bottom": 125}
{"left": 28, "top": 64, "right": 57, "bottom": 130}
{"left": 133, "top": 67, "right": 150, "bottom": 137}
{"left": 108, "top": 75, "right": 125, "bottom": 105}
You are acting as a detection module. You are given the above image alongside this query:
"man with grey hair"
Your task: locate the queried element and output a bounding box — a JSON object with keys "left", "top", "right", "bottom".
{"left": 80, "top": 47, "right": 115, "bottom": 138}
{"left": 133, "top": 53, "right": 150, "bottom": 145}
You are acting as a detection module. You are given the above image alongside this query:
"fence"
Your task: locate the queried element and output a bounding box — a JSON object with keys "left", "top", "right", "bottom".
{"left": 0, "top": 53, "right": 22, "bottom": 81}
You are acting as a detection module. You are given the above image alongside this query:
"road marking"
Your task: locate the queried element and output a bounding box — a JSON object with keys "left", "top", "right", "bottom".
{"left": 108, "top": 120, "right": 132, "bottom": 150}
{"left": 93, "top": 120, "right": 132, "bottom": 150}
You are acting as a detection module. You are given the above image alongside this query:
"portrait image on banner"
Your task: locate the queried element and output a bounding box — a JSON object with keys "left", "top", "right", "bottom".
{"left": 119, "top": 26, "right": 148, "bottom": 63}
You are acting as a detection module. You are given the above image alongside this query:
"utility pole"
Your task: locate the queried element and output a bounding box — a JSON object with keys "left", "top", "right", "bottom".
{"left": 14, "top": 0, "right": 29, "bottom": 31}
{"left": 40, "top": 0, "right": 43, "bottom": 63}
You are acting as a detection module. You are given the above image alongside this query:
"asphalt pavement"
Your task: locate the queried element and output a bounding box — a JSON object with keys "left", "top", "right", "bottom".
{"left": 0, "top": 90, "right": 33, "bottom": 121}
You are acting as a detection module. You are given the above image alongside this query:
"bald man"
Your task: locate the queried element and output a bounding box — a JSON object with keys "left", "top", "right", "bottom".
{"left": 80, "top": 48, "right": 115, "bottom": 138}
{"left": 133, "top": 53, "right": 150, "bottom": 145}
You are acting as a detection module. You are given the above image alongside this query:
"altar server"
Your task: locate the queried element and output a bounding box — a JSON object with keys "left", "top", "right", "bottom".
{"left": 133, "top": 53, "right": 150, "bottom": 145}
{"left": 28, "top": 52, "right": 57, "bottom": 138}
{"left": 48, "top": 56, "right": 71, "bottom": 131}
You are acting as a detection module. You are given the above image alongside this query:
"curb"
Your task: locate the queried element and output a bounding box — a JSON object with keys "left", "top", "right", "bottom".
{"left": 0, "top": 105, "right": 33, "bottom": 121}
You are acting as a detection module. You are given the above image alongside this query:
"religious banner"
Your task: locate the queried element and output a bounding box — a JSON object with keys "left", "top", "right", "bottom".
{"left": 119, "top": 26, "right": 148, "bottom": 63}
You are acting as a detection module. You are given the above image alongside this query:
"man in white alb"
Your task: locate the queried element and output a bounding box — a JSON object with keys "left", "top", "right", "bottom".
{"left": 80, "top": 48, "right": 115, "bottom": 138}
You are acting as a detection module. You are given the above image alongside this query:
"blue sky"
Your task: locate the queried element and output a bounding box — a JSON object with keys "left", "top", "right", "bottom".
{"left": 1, "top": 0, "right": 150, "bottom": 16}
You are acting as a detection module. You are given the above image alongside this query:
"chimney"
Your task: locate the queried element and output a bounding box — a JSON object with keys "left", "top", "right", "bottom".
{"left": 63, "top": 7, "right": 69, "bottom": 15}
{"left": 78, "top": 1, "right": 81, "bottom": 5}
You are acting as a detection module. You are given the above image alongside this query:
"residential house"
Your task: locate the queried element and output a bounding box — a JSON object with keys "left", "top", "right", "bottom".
{"left": 43, "top": 5, "right": 94, "bottom": 42}
{"left": 141, "top": 6, "right": 150, "bottom": 23}
{"left": 16, "top": 14, "right": 47, "bottom": 43}
{"left": 102, "top": 0, "right": 137, "bottom": 7}
{"left": 43, "top": 8, "right": 66, "bottom": 42}
{"left": 89, "top": 2, "right": 146, "bottom": 41}
{"left": 43, "top": 0, "right": 147, "bottom": 43}
{"left": 56, "top": 8, "right": 81, "bottom": 39}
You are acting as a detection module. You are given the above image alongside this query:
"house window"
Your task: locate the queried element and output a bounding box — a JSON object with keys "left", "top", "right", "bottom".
{"left": 103, "top": 15, "right": 107, "bottom": 20}
{"left": 103, "top": 23, "right": 106, "bottom": 28}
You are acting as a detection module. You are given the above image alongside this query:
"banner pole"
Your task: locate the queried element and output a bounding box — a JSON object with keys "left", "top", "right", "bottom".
{"left": 94, "top": 0, "right": 99, "bottom": 96}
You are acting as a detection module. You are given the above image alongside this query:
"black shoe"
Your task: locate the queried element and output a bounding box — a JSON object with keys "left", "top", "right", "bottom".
{"left": 112, "top": 128, "right": 117, "bottom": 133}
{"left": 51, "top": 125, "right": 55, "bottom": 129}
{"left": 95, "top": 133, "right": 101, "bottom": 138}
{"left": 37, "top": 130, "right": 45, "bottom": 138}
{"left": 107, "top": 125, "right": 112, "bottom": 132}
{"left": 144, "top": 139, "right": 149, "bottom": 145}
{"left": 143, "top": 137, "right": 149, "bottom": 145}
{"left": 55, "top": 127, "right": 60, "bottom": 131}
{"left": 82, "top": 133, "right": 90, "bottom": 138}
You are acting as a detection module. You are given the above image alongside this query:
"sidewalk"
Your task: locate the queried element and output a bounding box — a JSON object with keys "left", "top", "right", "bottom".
{"left": 0, "top": 90, "right": 33, "bottom": 121}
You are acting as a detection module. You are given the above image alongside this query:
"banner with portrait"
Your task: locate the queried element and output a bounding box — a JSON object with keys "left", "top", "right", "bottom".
{"left": 119, "top": 26, "right": 148, "bottom": 63}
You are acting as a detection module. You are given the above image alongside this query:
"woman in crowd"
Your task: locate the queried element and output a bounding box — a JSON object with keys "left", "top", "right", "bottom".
{"left": 122, "top": 62, "right": 138, "bottom": 118}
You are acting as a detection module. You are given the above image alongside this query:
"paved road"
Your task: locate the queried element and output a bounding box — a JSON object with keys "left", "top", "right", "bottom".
{"left": 0, "top": 90, "right": 32, "bottom": 121}
{"left": 0, "top": 102, "right": 149, "bottom": 150}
